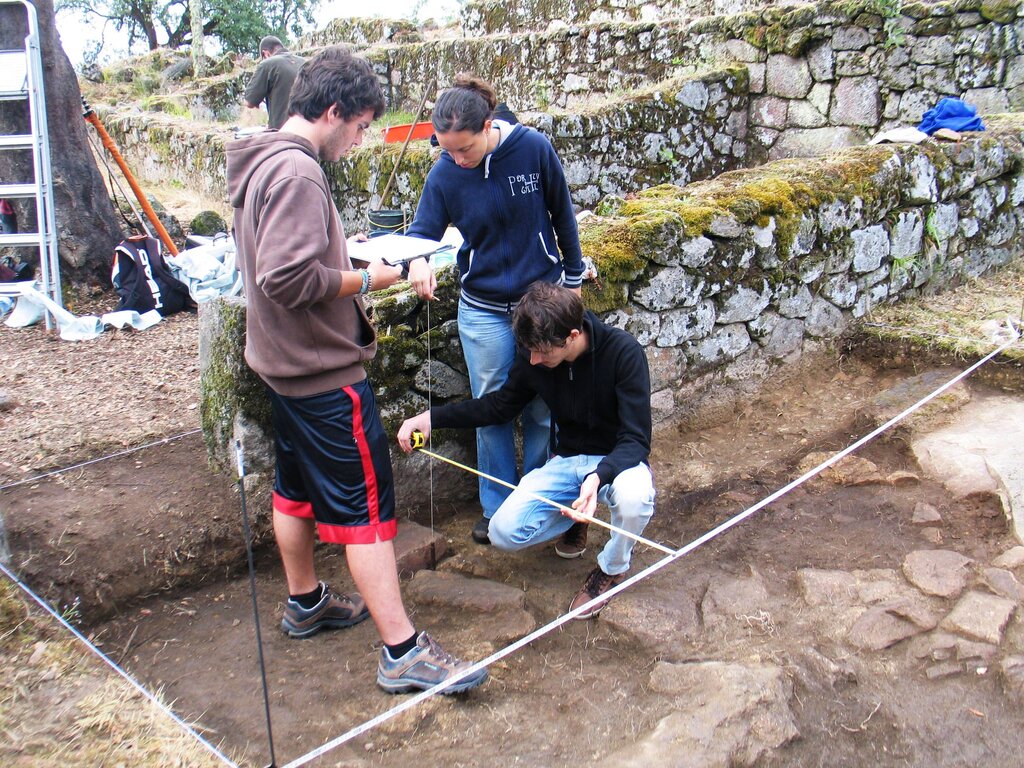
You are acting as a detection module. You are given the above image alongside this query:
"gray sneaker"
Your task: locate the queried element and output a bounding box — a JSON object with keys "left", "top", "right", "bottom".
{"left": 281, "top": 582, "right": 369, "bottom": 639}
{"left": 377, "top": 631, "right": 488, "bottom": 694}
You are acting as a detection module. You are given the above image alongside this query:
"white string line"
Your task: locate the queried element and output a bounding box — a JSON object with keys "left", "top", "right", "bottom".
{"left": 280, "top": 323, "right": 1018, "bottom": 768}
{"left": 0, "top": 559, "right": 238, "bottom": 767}
{"left": 415, "top": 445, "right": 674, "bottom": 555}
{"left": 426, "top": 299, "right": 435, "bottom": 541}
{"left": 0, "top": 429, "right": 203, "bottom": 492}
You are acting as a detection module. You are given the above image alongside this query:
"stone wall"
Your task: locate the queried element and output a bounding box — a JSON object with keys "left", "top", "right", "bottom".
{"left": 301, "top": 17, "right": 423, "bottom": 48}
{"left": 461, "top": 0, "right": 765, "bottom": 36}
{"left": 110, "top": 1, "right": 1024, "bottom": 205}
{"left": 377, "top": 0, "right": 1024, "bottom": 157}
{"left": 99, "top": 108, "right": 233, "bottom": 199}
{"left": 200, "top": 117, "right": 1024, "bottom": 509}
{"left": 711, "top": 0, "right": 1024, "bottom": 160}
{"left": 587, "top": 115, "right": 1024, "bottom": 418}
{"left": 536, "top": 69, "right": 750, "bottom": 206}
{"left": 99, "top": 67, "right": 750, "bottom": 226}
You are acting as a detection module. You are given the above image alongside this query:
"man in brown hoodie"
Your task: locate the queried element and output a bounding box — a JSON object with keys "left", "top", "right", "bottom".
{"left": 226, "top": 47, "right": 487, "bottom": 695}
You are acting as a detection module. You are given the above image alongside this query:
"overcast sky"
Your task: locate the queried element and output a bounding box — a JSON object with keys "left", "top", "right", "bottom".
{"left": 55, "top": 0, "right": 464, "bottom": 67}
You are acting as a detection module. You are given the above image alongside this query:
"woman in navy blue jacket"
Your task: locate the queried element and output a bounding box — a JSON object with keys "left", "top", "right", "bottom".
{"left": 405, "top": 74, "right": 585, "bottom": 545}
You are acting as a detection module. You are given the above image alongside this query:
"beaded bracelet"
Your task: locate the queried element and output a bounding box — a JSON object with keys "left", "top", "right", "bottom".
{"left": 358, "top": 269, "right": 370, "bottom": 295}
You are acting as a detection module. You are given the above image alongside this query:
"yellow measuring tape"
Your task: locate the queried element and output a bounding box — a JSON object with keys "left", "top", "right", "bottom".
{"left": 409, "top": 431, "right": 672, "bottom": 554}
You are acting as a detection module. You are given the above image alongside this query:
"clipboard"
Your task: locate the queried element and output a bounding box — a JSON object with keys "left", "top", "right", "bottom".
{"left": 348, "top": 234, "right": 454, "bottom": 268}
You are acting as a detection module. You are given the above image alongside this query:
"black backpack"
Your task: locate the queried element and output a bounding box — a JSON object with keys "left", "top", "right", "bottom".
{"left": 111, "top": 234, "right": 191, "bottom": 316}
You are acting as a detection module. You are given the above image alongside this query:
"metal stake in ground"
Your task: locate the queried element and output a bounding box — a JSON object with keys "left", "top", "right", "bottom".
{"left": 235, "top": 440, "right": 277, "bottom": 768}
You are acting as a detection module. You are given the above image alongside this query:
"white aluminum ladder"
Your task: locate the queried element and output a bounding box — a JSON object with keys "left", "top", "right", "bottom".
{"left": 1, "top": 0, "right": 61, "bottom": 326}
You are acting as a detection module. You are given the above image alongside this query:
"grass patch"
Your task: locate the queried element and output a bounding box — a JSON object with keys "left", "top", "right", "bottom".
{"left": 0, "top": 579, "right": 232, "bottom": 766}
{"left": 861, "top": 257, "right": 1024, "bottom": 362}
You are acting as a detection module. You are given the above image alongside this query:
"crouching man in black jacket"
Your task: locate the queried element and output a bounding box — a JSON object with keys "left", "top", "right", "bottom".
{"left": 398, "top": 281, "right": 656, "bottom": 618}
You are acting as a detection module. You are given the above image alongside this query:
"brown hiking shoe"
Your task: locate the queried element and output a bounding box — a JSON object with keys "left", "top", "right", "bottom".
{"left": 554, "top": 522, "right": 589, "bottom": 559}
{"left": 569, "top": 567, "right": 623, "bottom": 619}
{"left": 281, "top": 582, "right": 369, "bottom": 639}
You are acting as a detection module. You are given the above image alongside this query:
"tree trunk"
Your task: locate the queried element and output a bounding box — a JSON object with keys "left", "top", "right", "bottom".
{"left": 190, "top": 0, "right": 205, "bottom": 77}
{"left": 0, "top": 0, "right": 123, "bottom": 286}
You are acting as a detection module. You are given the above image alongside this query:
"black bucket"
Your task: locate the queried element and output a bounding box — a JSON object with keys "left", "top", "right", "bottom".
{"left": 367, "top": 208, "right": 409, "bottom": 238}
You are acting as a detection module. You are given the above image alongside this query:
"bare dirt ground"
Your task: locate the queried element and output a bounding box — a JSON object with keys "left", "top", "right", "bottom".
{"left": 2, "top": 289, "right": 1023, "bottom": 767}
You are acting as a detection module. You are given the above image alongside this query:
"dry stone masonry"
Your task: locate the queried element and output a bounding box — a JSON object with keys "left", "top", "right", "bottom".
{"left": 102, "top": 0, "right": 1024, "bottom": 238}
{"left": 202, "top": 115, "right": 1024, "bottom": 507}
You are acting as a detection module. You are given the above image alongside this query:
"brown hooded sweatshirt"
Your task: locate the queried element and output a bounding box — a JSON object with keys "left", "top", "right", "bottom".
{"left": 226, "top": 132, "right": 376, "bottom": 397}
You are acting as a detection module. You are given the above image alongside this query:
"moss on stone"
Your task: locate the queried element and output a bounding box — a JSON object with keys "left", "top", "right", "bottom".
{"left": 980, "top": 0, "right": 1019, "bottom": 22}
{"left": 582, "top": 280, "right": 629, "bottom": 315}
{"left": 189, "top": 210, "right": 227, "bottom": 236}
{"left": 199, "top": 299, "right": 272, "bottom": 474}
{"left": 856, "top": 11, "right": 886, "bottom": 27}
{"left": 912, "top": 17, "right": 954, "bottom": 35}
{"left": 578, "top": 218, "right": 648, "bottom": 283}
{"left": 781, "top": 5, "right": 819, "bottom": 27}
{"left": 783, "top": 28, "right": 814, "bottom": 57}
{"left": 832, "top": 0, "right": 873, "bottom": 17}
{"left": 744, "top": 24, "right": 770, "bottom": 50}
{"left": 588, "top": 144, "right": 923, "bottom": 267}
{"left": 689, "top": 14, "right": 731, "bottom": 35}
{"left": 763, "top": 24, "right": 789, "bottom": 53}
{"left": 364, "top": 326, "right": 423, "bottom": 394}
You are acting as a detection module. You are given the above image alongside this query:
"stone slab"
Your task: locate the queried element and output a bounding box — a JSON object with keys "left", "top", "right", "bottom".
{"left": 980, "top": 567, "right": 1024, "bottom": 601}
{"left": 798, "top": 568, "right": 919, "bottom": 607}
{"left": 902, "top": 549, "right": 972, "bottom": 598}
{"left": 393, "top": 520, "right": 448, "bottom": 577}
{"left": 999, "top": 656, "right": 1024, "bottom": 702}
{"left": 405, "top": 569, "right": 525, "bottom": 612}
{"left": 847, "top": 605, "right": 928, "bottom": 650}
{"left": 599, "top": 661, "right": 798, "bottom": 768}
{"left": 942, "top": 590, "right": 1017, "bottom": 645}
{"left": 857, "top": 369, "right": 970, "bottom": 433}
{"left": 701, "top": 571, "right": 773, "bottom": 630}
{"left": 992, "top": 546, "right": 1024, "bottom": 570}
{"left": 601, "top": 581, "right": 704, "bottom": 657}
{"left": 912, "top": 394, "right": 1024, "bottom": 544}
{"left": 912, "top": 502, "right": 943, "bottom": 524}
{"left": 404, "top": 570, "right": 537, "bottom": 645}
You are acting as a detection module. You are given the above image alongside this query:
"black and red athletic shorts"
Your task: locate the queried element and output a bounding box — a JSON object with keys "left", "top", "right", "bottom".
{"left": 267, "top": 378, "right": 397, "bottom": 544}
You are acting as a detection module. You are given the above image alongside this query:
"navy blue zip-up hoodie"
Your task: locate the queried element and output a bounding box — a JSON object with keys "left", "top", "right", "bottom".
{"left": 431, "top": 312, "right": 651, "bottom": 487}
{"left": 406, "top": 123, "right": 585, "bottom": 313}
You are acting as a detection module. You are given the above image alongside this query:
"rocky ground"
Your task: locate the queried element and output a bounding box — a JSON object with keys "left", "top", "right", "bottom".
{"left": 2, "top": 297, "right": 1023, "bottom": 765}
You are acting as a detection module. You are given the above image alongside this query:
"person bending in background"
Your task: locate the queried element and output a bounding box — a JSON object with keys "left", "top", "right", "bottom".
{"left": 242, "top": 35, "right": 304, "bottom": 130}
{"left": 399, "top": 282, "right": 656, "bottom": 618}
{"left": 404, "top": 74, "right": 585, "bottom": 548}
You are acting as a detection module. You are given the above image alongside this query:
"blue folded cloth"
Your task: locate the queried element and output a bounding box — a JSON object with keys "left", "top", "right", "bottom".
{"left": 918, "top": 97, "right": 985, "bottom": 135}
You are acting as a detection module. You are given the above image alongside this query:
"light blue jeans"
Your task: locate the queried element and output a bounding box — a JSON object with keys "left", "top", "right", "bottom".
{"left": 488, "top": 455, "right": 656, "bottom": 576}
{"left": 458, "top": 300, "right": 550, "bottom": 517}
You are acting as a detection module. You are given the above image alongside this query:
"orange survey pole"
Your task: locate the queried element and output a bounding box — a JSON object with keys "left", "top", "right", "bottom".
{"left": 81, "top": 98, "right": 178, "bottom": 256}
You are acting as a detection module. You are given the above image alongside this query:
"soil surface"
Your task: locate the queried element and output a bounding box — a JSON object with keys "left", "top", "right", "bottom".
{"left": 3, "top": 311, "right": 1023, "bottom": 766}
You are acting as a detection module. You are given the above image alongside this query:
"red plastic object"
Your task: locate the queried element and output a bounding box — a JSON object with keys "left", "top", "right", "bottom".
{"left": 383, "top": 122, "right": 434, "bottom": 143}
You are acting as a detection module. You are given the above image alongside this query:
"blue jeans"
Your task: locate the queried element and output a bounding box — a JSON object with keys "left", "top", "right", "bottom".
{"left": 458, "top": 300, "right": 550, "bottom": 517}
{"left": 488, "top": 455, "right": 656, "bottom": 576}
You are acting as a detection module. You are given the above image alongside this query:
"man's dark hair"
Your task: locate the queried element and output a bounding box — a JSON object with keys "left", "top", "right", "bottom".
{"left": 259, "top": 35, "right": 285, "bottom": 55}
{"left": 513, "top": 282, "right": 584, "bottom": 350}
{"left": 288, "top": 46, "right": 386, "bottom": 122}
